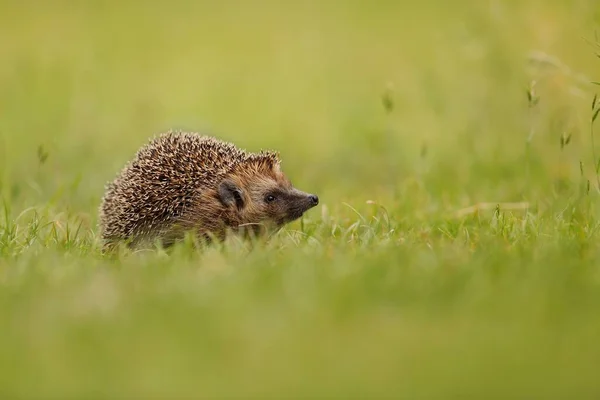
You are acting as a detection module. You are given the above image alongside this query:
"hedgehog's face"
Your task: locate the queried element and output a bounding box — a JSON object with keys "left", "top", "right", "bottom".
{"left": 217, "top": 158, "right": 319, "bottom": 234}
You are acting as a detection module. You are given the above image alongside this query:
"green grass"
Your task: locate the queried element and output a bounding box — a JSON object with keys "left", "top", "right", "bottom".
{"left": 1, "top": 0, "right": 600, "bottom": 397}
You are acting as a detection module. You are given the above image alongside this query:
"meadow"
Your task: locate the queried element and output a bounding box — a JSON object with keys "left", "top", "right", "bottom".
{"left": 1, "top": 0, "right": 600, "bottom": 397}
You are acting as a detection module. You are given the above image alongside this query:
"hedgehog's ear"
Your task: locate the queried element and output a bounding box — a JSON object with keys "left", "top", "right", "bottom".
{"left": 218, "top": 179, "right": 245, "bottom": 209}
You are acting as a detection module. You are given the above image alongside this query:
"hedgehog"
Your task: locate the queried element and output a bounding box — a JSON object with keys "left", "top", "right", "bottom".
{"left": 98, "top": 130, "right": 319, "bottom": 251}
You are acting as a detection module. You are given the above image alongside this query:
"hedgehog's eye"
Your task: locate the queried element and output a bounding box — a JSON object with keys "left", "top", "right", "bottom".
{"left": 265, "top": 194, "right": 276, "bottom": 203}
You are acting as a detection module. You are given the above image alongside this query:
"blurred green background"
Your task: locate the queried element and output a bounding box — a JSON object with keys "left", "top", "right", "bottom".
{"left": 1, "top": 0, "right": 600, "bottom": 398}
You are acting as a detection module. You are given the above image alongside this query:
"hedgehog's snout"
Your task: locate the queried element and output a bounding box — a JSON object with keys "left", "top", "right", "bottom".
{"left": 279, "top": 188, "right": 319, "bottom": 223}
{"left": 293, "top": 189, "right": 319, "bottom": 211}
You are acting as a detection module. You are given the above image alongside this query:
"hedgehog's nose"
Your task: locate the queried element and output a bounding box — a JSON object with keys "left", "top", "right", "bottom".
{"left": 309, "top": 194, "right": 319, "bottom": 206}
